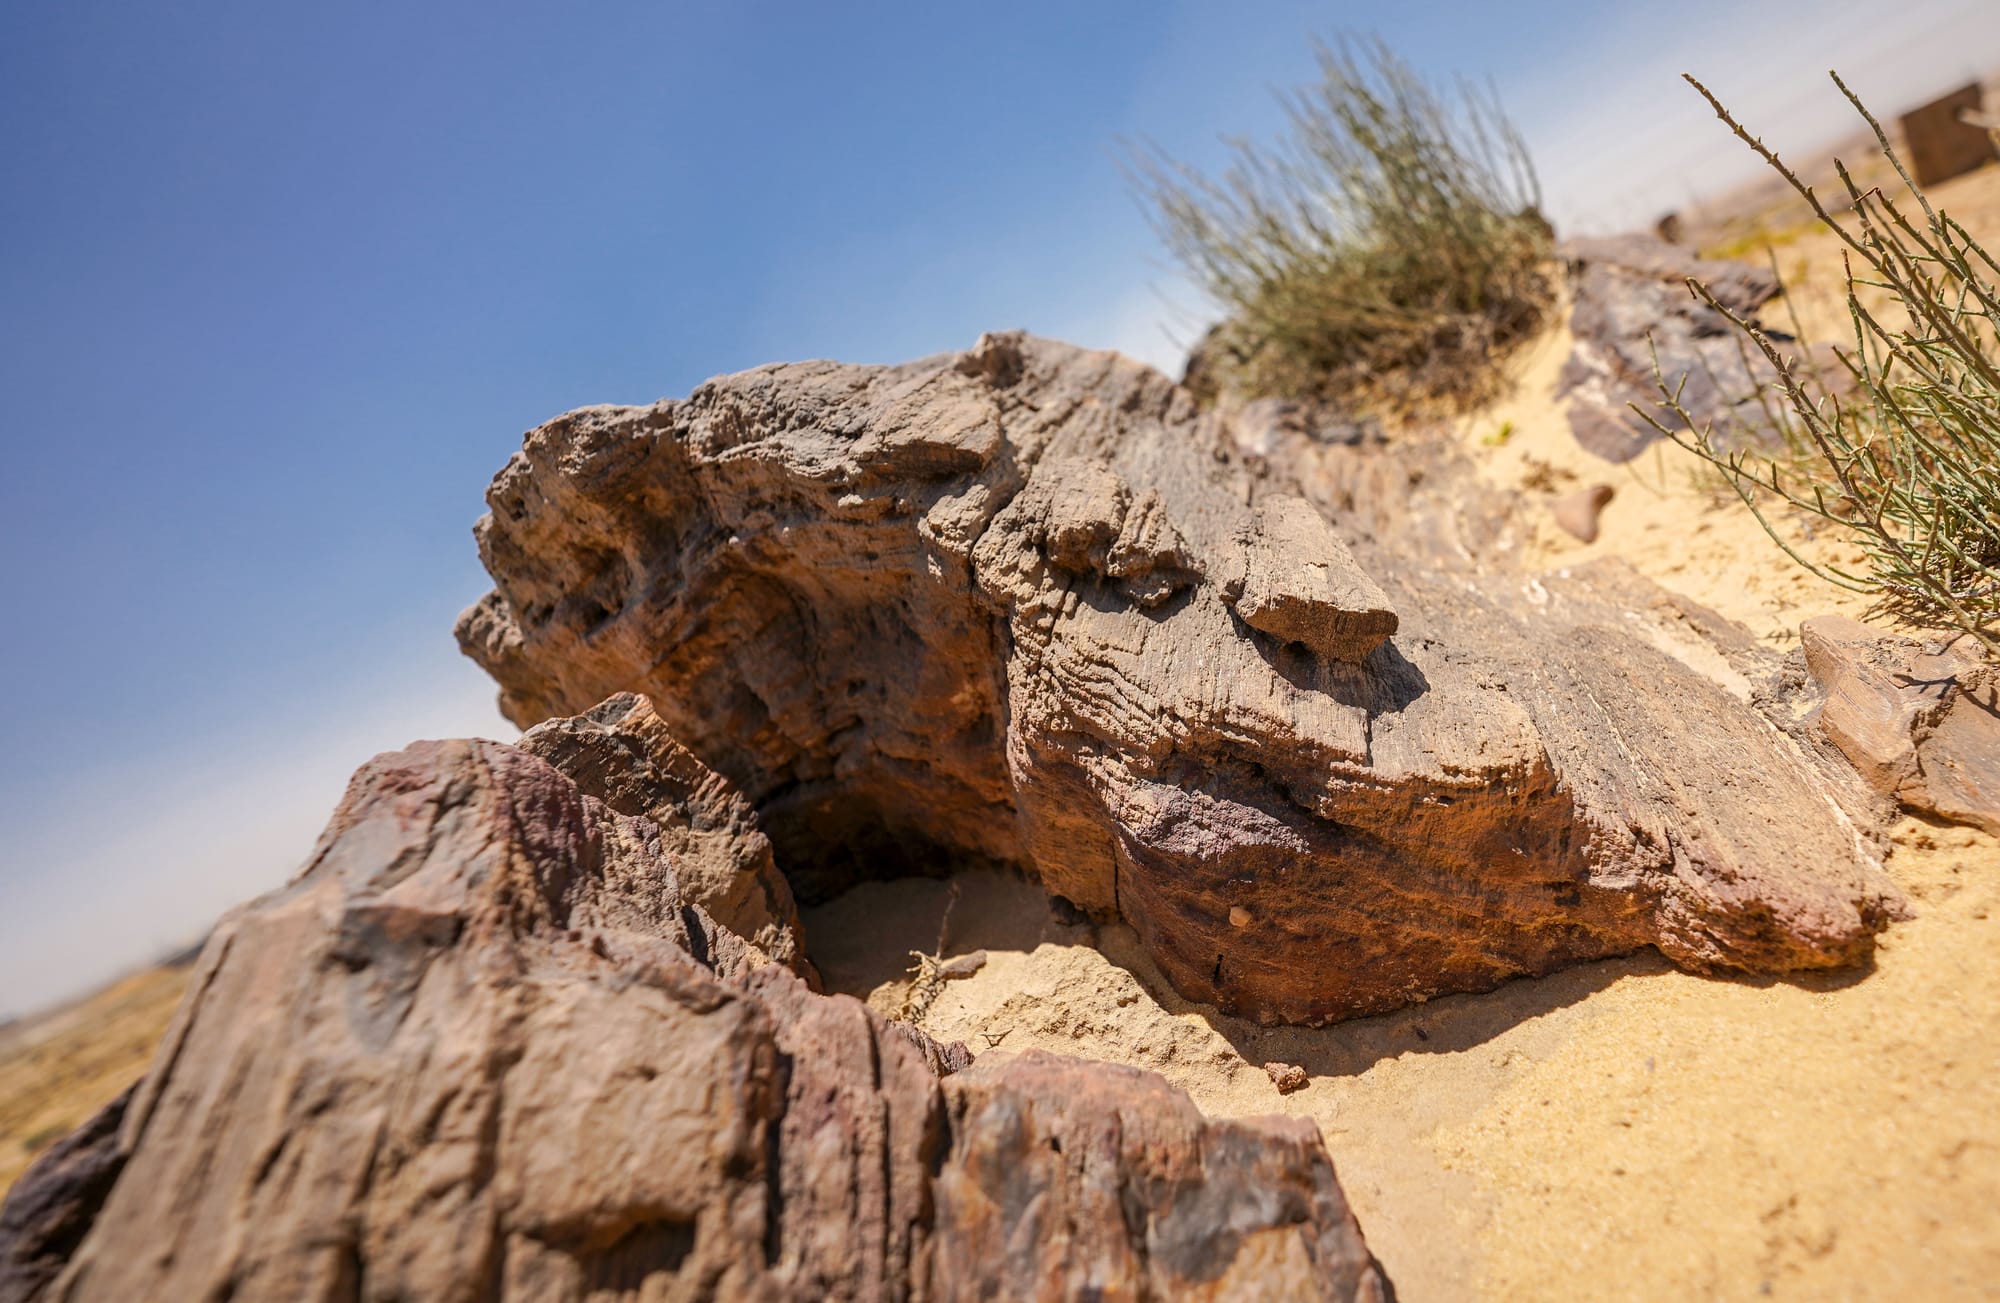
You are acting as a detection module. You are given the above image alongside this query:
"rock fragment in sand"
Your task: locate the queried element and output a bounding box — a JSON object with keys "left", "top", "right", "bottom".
{"left": 1558, "top": 235, "right": 1783, "bottom": 462}
{"left": 1802, "top": 615, "right": 2000, "bottom": 834}
{"left": 935, "top": 949, "right": 987, "bottom": 979}
{"left": 1265, "top": 1061, "right": 1310, "bottom": 1094}
{"left": 1, "top": 733, "right": 1388, "bottom": 1301}
{"left": 1551, "top": 483, "right": 1616, "bottom": 543}
{"left": 459, "top": 331, "right": 1902, "bottom": 1025}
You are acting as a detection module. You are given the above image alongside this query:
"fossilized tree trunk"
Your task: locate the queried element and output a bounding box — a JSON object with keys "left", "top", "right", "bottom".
{"left": 458, "top": 331, "right": 1902, "bottom": 1026}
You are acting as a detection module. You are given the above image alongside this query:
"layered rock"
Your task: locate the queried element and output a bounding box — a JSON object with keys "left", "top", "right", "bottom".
{"left": 1, "top": 735, "right": 1385, "bottom": 1302}
{"left": 519, "top": 692, "right": 815, "bottom": 978}
{"left": 459, "top": 331, "right": 1903, "bottom": 1025}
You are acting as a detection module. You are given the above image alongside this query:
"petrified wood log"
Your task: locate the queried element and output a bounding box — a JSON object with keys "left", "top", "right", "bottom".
{"left": 458, "top": 332, "right": 1902, "bottom": 1026}
{"left": 2, "top": 736, "right": 1385, "bottom": 1302}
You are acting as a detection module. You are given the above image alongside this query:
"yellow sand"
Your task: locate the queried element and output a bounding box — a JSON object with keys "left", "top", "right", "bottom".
{"left": 0, "top": 963, "right": 191, "bottom": 1195}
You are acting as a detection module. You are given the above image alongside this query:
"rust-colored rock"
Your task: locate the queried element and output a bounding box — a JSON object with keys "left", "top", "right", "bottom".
{"left": 1802, "top": 615, "right": 2000, "bottom": 835}
{"left": 459, "top": 331, "right": 1902, "bottom": 1025}
{"left": 937, "top": 1052, "right": 1379, "bottom": 1300}
{"left": 1264, "top": 1061, "right": 1309, "bottom": 1095}
{"left": 1898, "top": 83, "right": 1996, "bottom": 188}
{"left": 1, "top": 735, "right": 1386, "bottom": 1301}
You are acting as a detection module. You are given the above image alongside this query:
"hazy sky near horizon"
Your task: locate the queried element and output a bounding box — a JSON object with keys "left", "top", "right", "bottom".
{"left": 4, "top": 0, "right": 1997, "bottom": 1017}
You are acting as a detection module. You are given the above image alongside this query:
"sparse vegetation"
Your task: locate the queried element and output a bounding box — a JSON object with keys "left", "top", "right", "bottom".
{"left": 1645, "top": 73, "right": 2000, "bottom": 657}
{"left": 21, "top": 1122, "right": 67, "bottom": 1156}
{"left": 1129, "top": 37, "right": 1557, "bottom": 414}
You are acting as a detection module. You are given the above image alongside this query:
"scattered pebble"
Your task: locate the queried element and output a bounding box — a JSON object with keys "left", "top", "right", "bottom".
{"left": 936, "top": 950, "right": 988, "bottom": 980}
{"left": 1264, "top": 1061, "right": 1308, "bottom": 1094}
{"left": 1552, "top": 483, "right": 1616, "bottom": 543}
{"left": 1228, "top": 906, "right": 1252, "bottom": 928}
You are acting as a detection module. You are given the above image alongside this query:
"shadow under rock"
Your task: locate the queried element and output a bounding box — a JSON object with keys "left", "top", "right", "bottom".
{"left": 801, "top": 867, "right": 1092, "bottom": 1002}
{"left": 1095, "top": 925, "right": 1677, "bottom": 1081}
{"left": 1247, "top": 623, "right": 1432, "bottom": 718}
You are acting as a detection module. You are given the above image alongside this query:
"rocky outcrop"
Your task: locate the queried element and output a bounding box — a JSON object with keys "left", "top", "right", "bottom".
{"left": 3, "top": 735, "right": 1385, "bottom": 1302}
{"left": 1802, "top": 615, "right": 2000, "bottom": 834}
{"left": 459, "top": 331, "right": 1902, "bottom": 1026}
{"left": 1558, "top": 234, "right": 1785, "bottom": 462}
{"left": 0, "top": 1090, "right": 129, "bottom": 1303}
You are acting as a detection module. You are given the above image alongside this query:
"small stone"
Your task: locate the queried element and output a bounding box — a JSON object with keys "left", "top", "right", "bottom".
{"left": 1551, "top": 484, "right": 1615, "bottom": 543}
{"left": 1228, "top": 906, "right": 1252, "bottom": 928}
{"left": 936, "top": 949, "right": 988, "bottom": 980}
{"left": 1264, "top": 1061, "right": 1309, "bottom": 1094}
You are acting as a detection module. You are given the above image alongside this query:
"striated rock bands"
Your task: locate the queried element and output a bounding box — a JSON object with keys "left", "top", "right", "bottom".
{"left": 2, "top": 734, "right": 1385, "bottom": 1302}
{"left": 518, "top": 692, "right": 816, "bottom": 979}
{"left": 459, "top": 331, "right": 1902, "bottom": 1026}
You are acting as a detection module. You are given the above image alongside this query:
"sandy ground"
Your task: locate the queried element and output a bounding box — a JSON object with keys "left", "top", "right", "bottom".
{"left": 0, "top": 962, "right": 191, "bottom": 1195}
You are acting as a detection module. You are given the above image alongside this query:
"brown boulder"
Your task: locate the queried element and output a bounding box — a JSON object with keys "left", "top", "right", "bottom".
{"left": 1801, "top": 615, "right": 2000, "bottom": 834}
{"left": 1, "top": 734, "right": 1386, "bottom": 1301}
{"left": 458, "top": 332, "right": 1902, "bottom": 1025}
{"left": 936, "top": 1052, "right": 1381, "bottom": 1300}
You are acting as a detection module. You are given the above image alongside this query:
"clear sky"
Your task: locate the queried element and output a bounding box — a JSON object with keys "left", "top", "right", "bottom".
{"left": 3, "top": 0, "right": 1996, "bottom": 1017}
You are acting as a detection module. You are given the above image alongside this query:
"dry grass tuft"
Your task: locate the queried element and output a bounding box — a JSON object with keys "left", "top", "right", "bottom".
{"left": 1644, "top": 73, "right": 2000, "bottom": 657}
{"left": 1129, "top": 37, "right": 1557, "bottom": 416}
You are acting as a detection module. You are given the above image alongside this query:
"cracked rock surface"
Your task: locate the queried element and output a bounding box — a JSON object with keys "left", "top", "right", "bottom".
{"left": 459, "top": 331, "right": 1904, "bottom": 1026}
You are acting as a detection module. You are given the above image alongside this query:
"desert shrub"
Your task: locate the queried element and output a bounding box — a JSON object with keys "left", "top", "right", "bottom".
{"left": 1128, "top": 37, "right": 1557, "bottom": 414}
{"left": 1645, "top": 73, "right": 2000, "bottom": 657}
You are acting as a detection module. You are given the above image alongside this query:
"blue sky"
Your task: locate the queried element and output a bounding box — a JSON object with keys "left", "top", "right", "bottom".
{"left": 3, "top": 0, "right": 1996, "bottom": 1016}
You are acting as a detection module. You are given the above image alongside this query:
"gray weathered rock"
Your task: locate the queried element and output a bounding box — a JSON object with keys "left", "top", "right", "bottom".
{"left": 1225, "top": 495, "right": 1398, "bottom": 662}
{"left": 458, "top": 331, "right": 1903, "bottom": 1025}
{"left": 1558, "top": 235, "right": 1785, "bottom": 463}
